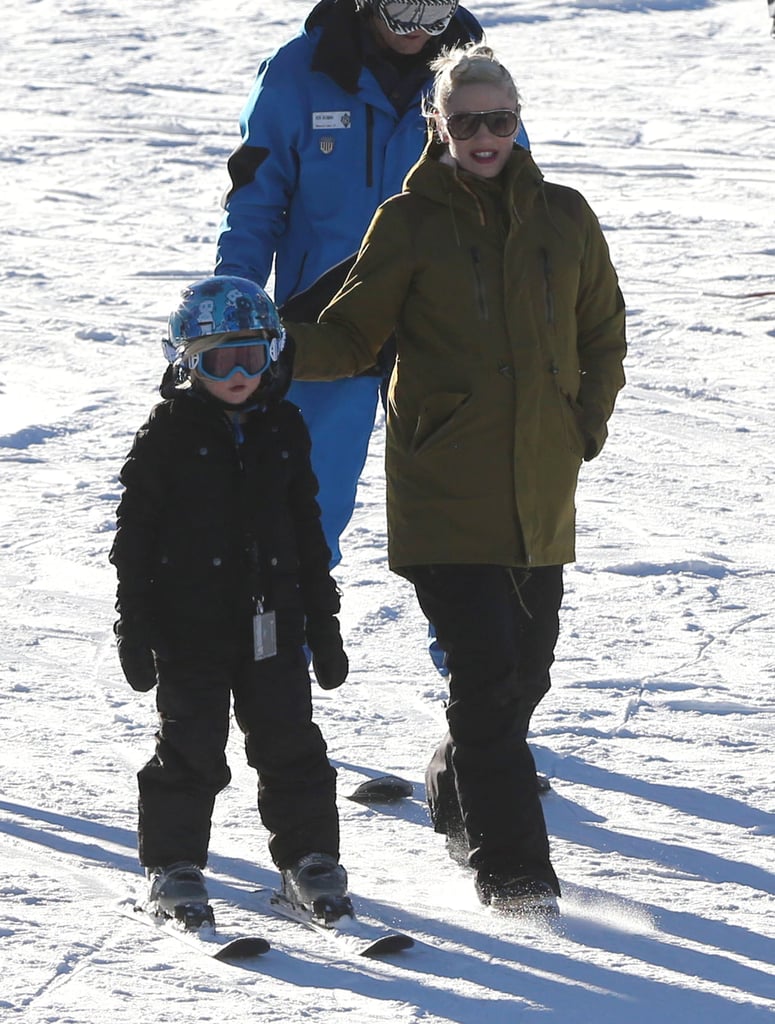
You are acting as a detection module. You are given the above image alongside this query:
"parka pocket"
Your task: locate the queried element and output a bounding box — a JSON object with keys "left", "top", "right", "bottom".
{"left": 410, "top": 392, "right": 471, "bottom": 455}
{"left": 557, "top": 387, "right": 586, "bottom": 458}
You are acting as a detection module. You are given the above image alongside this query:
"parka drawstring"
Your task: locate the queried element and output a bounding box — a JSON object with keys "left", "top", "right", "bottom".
{"left": 457, "top": 175, "right": 488, "bottom": 227}
{"left": 446, "top": 178, "right": 486, "bottom": 245}
{"left": 508, "top": 567, "right": 533, "bottom": 618}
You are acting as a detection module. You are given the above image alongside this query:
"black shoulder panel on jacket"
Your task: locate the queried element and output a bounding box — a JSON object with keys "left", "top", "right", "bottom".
{"left": 223, "top": 144, "right": 271, "bottom": 204}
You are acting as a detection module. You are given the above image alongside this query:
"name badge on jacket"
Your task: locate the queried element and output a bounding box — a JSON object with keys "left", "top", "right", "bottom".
{"left": 312, "top": 111, "right": 352, "bottom": 130}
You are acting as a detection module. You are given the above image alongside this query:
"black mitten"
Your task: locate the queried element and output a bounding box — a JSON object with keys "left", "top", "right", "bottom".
{"left": 114, "top": 620, "right": 158, "bottom": 692}
{"left": 306, "top": 616, "right": 349, "bottom": 691}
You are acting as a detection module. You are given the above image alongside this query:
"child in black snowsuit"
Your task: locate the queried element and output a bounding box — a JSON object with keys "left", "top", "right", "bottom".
{"left": 110, "top": 276, "right": 351, "bottom": 927}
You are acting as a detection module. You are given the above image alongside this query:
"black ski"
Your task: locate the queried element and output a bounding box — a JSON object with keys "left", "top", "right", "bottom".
{"left": 252, "top": 888, "right": 413, "bottom": 957}
{"left": 119, "top": 898, "right": 270, "bottom": 962}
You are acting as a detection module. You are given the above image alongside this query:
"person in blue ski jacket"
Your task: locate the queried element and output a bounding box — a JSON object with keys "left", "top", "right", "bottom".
{"left": 215, "top": 0, "right": 530, "bottom": 575}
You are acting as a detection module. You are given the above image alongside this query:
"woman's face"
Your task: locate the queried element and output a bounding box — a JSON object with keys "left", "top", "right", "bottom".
{"left": 437, "top": 83, "right": 518, "bottom": 179}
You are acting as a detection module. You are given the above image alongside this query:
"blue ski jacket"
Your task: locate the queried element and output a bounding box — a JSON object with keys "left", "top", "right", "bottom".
{"left": 215, "top": 0, "right": 528, "bottom": 306}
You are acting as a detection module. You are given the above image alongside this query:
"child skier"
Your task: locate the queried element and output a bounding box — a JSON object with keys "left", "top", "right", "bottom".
{"left": 110, "top": 276, "right": 351, "bottom": 929}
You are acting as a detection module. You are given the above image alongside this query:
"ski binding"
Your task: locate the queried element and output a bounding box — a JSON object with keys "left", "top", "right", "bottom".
{"left": 261, "top": 889, "right": 413, "bottom": 957}
{"left": 120, "top": 898, "right": 270, "bottom": 962}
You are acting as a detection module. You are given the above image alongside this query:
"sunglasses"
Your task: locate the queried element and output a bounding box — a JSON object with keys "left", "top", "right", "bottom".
{"left": 195, "top": 339, "right": 272, "bottom": 382}
{"left": 376, "top": 1, "right": 458, "bottom": 37}
{"left": 442, "top": 108, "right": 521, "bottom": 142}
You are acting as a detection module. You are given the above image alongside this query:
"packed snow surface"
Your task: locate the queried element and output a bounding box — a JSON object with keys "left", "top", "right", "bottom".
{"left": 1, "top": 1, "right": 773, "bottom": 1021}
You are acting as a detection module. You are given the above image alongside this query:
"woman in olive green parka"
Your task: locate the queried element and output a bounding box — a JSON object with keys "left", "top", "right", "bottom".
{"left": 286, "top": 43, "right": 626, "bottom": 914}
{"left": 289, "top": 131, "right": 624, "bottom": 572}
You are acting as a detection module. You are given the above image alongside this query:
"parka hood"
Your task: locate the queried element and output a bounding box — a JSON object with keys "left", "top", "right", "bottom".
{"left": 402, "top": 134, "right": 546, "bottom": 226}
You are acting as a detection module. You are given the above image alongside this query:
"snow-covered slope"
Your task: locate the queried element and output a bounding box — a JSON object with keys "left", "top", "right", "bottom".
{"left": 1, "top": 1, "right": 773, "bottom": 1021}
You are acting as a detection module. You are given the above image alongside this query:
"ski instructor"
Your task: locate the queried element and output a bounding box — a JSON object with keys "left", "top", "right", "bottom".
{"left": 214, "top": 2, "right": 527, "bottom": 602}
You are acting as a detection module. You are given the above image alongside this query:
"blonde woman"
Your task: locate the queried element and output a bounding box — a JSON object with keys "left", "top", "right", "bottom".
{"left": 285, "top": 44, "right": 626, "bottom": 915}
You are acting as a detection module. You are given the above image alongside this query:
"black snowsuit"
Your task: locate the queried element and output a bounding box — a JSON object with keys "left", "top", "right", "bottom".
{"left": 110, "top": 385, "right": 341, "bottom": 870}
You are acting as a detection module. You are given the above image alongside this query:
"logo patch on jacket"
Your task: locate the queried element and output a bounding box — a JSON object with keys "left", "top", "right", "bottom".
{"left": 312, "top": 111, "right": 352, "bottom": 130}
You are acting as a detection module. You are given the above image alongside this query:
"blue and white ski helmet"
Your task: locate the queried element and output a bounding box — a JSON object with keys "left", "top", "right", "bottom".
{"left": 164, "top": 276, "right": 285, "bottom": 369}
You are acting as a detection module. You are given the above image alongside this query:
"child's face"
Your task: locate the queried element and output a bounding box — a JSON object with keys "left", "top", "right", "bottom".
{"left": 193, "top": 331, "right": 268, "bottom": 406}
{"left": 197, "top": 370, "right": 262, "bottom": 406}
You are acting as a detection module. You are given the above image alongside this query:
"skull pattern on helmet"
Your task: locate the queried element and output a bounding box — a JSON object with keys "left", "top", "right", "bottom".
{"left": 166, "top": 276, "right": 283, "bottom": 362}
{"left": 160, "top": 276, "right": 287, "bottom": 401}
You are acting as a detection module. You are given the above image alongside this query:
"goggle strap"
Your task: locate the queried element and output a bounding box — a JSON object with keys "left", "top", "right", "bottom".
{"left": 161, "top": 337, "right": 179, "bottom": 364}
{"left": 269, "top": 334, "right": 284, "bottom": 362}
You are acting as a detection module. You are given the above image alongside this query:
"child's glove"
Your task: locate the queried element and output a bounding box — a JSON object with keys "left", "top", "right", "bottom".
{"left": 114, "top": 619, "right": 158, "bottom": 692}
{"left": 306, "top": 615, "right": 349, "bottom": 690}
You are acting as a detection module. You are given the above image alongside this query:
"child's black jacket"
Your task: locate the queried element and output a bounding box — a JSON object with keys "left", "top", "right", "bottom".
{"left": 110, "top": 388, "right": 339, "bottom": 662}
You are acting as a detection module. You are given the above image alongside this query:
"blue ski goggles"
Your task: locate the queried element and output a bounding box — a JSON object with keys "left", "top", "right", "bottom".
{"left": 192, "top": 338, "right": 273, "bottom": 382}
{"left": 376, "top": 1, "right": 458, "bottom": 36}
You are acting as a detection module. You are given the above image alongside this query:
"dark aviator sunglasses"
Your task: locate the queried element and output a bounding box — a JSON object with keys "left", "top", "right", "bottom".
{"left": 442, "top": 108, "right": 520, "bottom": 142}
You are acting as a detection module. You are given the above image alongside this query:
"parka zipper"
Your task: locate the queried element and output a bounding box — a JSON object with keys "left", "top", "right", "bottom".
{"left": 225, "top": 410, "right": 269, "bottom": 615}
{"left": 541, "top": 247, "right": 555, "bottom": 325}
{"left": 470, "top": 246, "right": 488, "bottom": 320}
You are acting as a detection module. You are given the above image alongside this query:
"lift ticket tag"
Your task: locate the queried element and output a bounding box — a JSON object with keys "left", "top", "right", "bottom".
{"left": 253, "top": 610, "right": 277, "bottom": 661}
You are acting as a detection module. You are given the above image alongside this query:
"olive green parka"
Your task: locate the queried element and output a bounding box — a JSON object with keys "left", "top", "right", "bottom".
{"left": 287, "top": 138, "right": 626, "bottom": 570}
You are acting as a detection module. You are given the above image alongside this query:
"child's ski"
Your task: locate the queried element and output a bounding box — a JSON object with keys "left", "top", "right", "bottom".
{"left": 119, "top": 898, "right": 270, "bottom": 962}
{"left": 253, "top": 888, "right": 414, "bottom": 957}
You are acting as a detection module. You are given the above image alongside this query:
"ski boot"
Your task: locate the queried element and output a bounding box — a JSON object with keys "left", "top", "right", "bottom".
{"left": 475, "top": 872, "right": 560, "bottom": 919}
{"left": 281, "top": 853, "right": 353, "bottom": 924}
{"left": 147, "top": 861, "right": 214, "bottom": 930}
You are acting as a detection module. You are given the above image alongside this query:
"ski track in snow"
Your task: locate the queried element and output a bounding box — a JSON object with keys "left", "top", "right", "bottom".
{"left": 1, "top": 1, "right": 773, "bottom": 1021}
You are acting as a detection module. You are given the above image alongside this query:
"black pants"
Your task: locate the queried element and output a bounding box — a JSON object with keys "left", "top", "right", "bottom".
{"left": 404, "top": 564, "right": 563, "bottom": 894}
{"left": 137, "top": 646, "right": 338, "bottom": 871}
